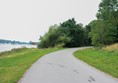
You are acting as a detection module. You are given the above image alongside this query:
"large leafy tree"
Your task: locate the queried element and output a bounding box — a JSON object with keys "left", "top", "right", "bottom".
{"left": 89, "top": 20, "right": 117, "bottom": 47}
{"left": 97, "top": 0, "right": 118, "bottom": 20}
{"left": 89, "top": 0, "right": 118, "bottom": 47}
{"left": 97, "top": 0, "right": 118, "bottom": 42}
{"left": 59, "top": 18, "right": 85, "bottom": 47}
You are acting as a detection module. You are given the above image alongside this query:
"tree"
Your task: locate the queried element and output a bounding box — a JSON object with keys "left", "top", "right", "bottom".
{"left": 89, "top": 20, "right": 117, "bottom": 47}
{"left": 38, "top": 25, "right": 59, "bottom": 48}
{"left": 97, "top": 0, "right": 118, "bottom": 20}
{"left": 97, "top": 0, "right": 118, "bottom": 42}
{"left": 89, "top": 0, "right": 118, "bottom": 47}
{"left": 59, "top": 18, "right": 85, "bottom": 47}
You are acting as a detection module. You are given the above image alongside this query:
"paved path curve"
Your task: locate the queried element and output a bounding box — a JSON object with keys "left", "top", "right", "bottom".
{"left": 18, "top": 47, "right": 118, "bottom": 83}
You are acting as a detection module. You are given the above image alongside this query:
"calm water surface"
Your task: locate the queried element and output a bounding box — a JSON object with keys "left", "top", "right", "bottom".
{"left": 0, "top": 44, "right": 37, "bottom": 52}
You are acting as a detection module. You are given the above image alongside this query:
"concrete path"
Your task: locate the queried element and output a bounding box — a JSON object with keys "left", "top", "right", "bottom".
{"left": 18, "top": 47, "right": 118, "bottom": 83}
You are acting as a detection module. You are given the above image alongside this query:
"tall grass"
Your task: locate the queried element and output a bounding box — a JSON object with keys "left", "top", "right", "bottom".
{"left": 103, "top": 43, "right": 118, "bottom": 51}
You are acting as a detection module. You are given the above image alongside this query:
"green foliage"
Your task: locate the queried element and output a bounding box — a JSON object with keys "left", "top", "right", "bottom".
{"left": 38, "top": 18, "right": 89, "bottom": 48}
{"left": 59, "top": 18, "right": 85, "bottom": 47}
{"left": 83, "top": 25, "right": 92, "bottom": 46}
{"left": 89, "top": 20, "right": 117, "bottom": 47}
{"left": 89, "top": 0, "right": 118, "bottom": 47}
{"left": 38, "top": 25, "right": 60, "bottom": 48}
{"left": 58, "top": 35, "right": 72, "bottom": 46}
{"left": 97, "top": 0, "right": 118, "bottom": 20}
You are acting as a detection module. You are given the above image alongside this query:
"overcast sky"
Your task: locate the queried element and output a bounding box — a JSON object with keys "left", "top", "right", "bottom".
{"left": 0, "top": 0, "right": 101, "bottom": 42}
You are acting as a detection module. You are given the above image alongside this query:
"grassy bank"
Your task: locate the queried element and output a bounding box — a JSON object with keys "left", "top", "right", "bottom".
{"left": 0, "top": 48, "right": 63, "bottom": 83}
{"left": 74, "top": 46, "right": 118, "bottom": 78}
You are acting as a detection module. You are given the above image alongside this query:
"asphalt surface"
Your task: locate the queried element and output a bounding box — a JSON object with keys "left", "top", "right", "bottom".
{"left": 18, "top": 47, "right": 118, "bottom": 83}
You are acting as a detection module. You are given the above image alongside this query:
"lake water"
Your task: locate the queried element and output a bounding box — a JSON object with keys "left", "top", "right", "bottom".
{"left": 0, "top": 44, "right": 37, "bottom": 52}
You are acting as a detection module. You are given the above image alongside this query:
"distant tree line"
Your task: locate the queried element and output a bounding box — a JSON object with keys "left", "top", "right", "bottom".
{"left": 0, "top": 39, "right": 29, "bottom": 45}
{"left": 38, "top": 0, "right": 118, "bottom": 48}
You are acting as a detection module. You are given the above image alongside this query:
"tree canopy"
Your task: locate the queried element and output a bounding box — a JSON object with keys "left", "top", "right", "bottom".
{"left": 89, "top": 0, "right": 118, "bottom": 47}
{"left": 38, "top": 18, "right": 88, "bottom": 48}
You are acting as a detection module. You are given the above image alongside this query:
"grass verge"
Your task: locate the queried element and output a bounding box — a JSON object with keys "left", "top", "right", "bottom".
{"left": 0, "top": 48, "right": 63, "bottom": 83}
{"left": 74, "top": 48, "right": 118, "bottom": 78}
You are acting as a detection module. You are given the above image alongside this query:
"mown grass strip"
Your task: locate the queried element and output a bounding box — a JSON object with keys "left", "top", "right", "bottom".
{"left": 0, "top": 48, "right": 63, "bottom": 83}
{"left": 74, "top": 48, "right": 118, "bottom": 78}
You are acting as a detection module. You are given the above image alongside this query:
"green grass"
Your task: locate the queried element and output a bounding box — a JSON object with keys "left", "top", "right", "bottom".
{"left": 0, "top": 48, "right": 63, "bottom": 83}
{"left": 74, "top": 48, "right": 118, "bottom": 78}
